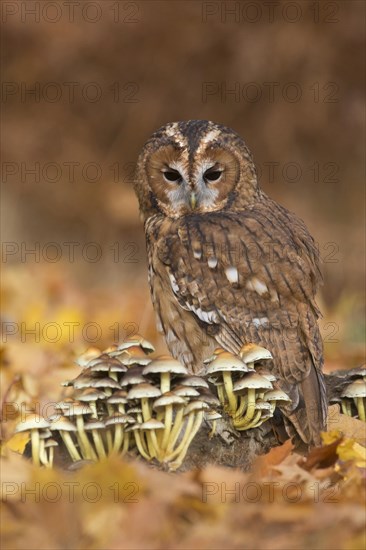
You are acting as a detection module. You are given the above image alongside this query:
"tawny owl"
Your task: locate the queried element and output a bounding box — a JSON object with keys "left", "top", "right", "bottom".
{"left": 134, "top": 120, "right": 327, "bottom": 446}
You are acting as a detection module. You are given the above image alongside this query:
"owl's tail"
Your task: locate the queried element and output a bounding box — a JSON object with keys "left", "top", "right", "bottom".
{"left": 286, "top": 364, "right": 327, "bottom": 447}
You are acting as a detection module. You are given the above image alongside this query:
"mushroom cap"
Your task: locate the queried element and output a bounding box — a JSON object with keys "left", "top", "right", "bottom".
{"left": 184, "top": 400, "right": 210, "bottom": 415}
{"left": 120, "top": 368, "right": 146, "bottom": 387}
{"left": 50, "top": 416, "right": 77, "bottom": 431}
{"left": 55, "top": 398, "right": 76, "bottom": 411}
{"left": 206, "top": 352, "right": 250, "bottom": 375}
{"left": 75, "top": 347, "right": 102, "bottom": 367}
{"left": 117, "top": 348, "right": 152, "bottom": 366}
{"left": 239, "top": 343, "right": 273, "bottom": 364}
{"left": 75, "top": 388, "right": 106, "bottom": 402}
{"left": 203, "top": 347, "right": 227, "bottom": 364}
{"left": 62, "top": 401, "right": 93, "bottom": 416}
{"left": 143, "top": 355, "right": 188, "bottom": 376}
{"left": 263, "top": 389, "right": 292, "bottom": 403}
{"left": 89, "top": 361, "right": 114, "bottom": 373}
{"left": 233, "top": 372, "right": 274, "bottom": 392}
{"left": 197, "top": 390, "right": 221, "bottom": 407}
{"left": 179, "top": 376, "right": 209, "bottom": 389}
{"left": 260, "top": 372, "right": 277, "bottom": 382}
{"left": 86, "top": 354, "right": 111, "bottom": 368}
{"left": 73, "top": 375, "right": 98, "bottom": 389}
{"left": 44, "top": 438, "right": 58, "bottom": 448}
{"left": 341, "top": 379, "right": 366, "bottom": 398}
{"left": 14, "top": 414, "right": 50, "bottom": 433}
{"left": 254, "top": 399, "right": 272, "bottom": 411}
{"left": 84, "top": 420, "right": 105, "bottom": 430}
{"left": 153, "top": 392, "right": 186, "bottom": 409}
{"left": 105, "top": 414, "right": 135, "bottom": 426}
{"left": 205, "top": 410, "right": 222, "bottom": 421}
{"left": 140, "top": 419, "right": 165, "bottom": 430}
{"left": 91, "top": 377, "right": 121, "bottom": 390}
{"left": 106, "top": 391, "right": 128, "bottom": 404}
{"left": 116, "top": 335, "right": 155, "bottom": 353}
{"left": 127, "top": 383, "right": 162, "bottom": 400}
{"left": 172, "top": 385, "right": 200, "bottom": 398}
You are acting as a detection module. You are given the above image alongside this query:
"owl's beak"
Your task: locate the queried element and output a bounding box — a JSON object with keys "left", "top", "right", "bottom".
{"left": 190, "top": 192, "right": 197, "bottom": 210}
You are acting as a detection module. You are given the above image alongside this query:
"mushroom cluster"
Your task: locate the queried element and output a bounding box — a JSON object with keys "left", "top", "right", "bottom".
{"left": 331, "top": 367, "right": 366, "bottom": 421}
{"left": 17, "top": 336, "right": 217, "bottom": 471}
{"left": 205, "top": 344, "right": 291, "bottom": 431}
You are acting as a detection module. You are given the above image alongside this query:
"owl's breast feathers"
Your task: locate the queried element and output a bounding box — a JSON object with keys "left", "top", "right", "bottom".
{"left": 145, "top": 196, "right": 327, "bottom": 445}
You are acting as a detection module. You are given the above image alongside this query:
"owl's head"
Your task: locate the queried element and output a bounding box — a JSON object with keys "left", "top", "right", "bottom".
{"left": 134, "top": 120, "right": 260, "bottom": 220}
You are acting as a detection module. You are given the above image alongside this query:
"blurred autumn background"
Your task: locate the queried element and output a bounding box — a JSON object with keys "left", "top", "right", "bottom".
{"left": 1, "top": 2, "right": 365, "bottom": 549}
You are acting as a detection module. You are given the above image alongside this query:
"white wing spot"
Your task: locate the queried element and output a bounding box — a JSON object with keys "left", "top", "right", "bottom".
{"left": 246, "top": 277, "right": 268, "bottom": 296}
{"left": 188, "top": 305, "right": 218, "bottom": 324}
{"left": 252, "top": 317, "right": 269, "bottom": 328}
{"left": 225, "top": 266, "right": 239, "bottom": 284}
{"left": 193, "top": 249, "right": 202, "bottom": 260}
{"left": 208, "top": 257, "right": 218, "bottom": 269}
{"left": 168, "top": 271, "right": 180, "bottom": 294}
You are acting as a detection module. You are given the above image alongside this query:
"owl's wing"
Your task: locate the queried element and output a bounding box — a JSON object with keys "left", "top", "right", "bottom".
{"left": 157, "top": 201, "right": 326, "bottom": 444}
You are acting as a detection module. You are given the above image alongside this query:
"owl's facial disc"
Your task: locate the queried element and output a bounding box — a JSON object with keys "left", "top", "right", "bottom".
{"left": 146, "top": 142, "right": 240, "bottom": 217}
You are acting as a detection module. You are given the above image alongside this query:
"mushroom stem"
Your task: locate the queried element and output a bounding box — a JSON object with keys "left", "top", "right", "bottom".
{"left": 168, "top": 412, "right": 195, "bottom": 460}
{"left": 234, "top": 395, "right": 248, "bottom": 420}
{"left": 216, "top": 384, "right": 226, "bottom": 406}
{"left": 222, "top": 372, "right": 237, "bottom": 413}
{"left": 169, "top": 411, "right": 204, "bottom": 470}
{"left": 76, "top": 416, "right": 97, "bottom": 460}
{"left": 121, "top": 433, "right": 130, "bottom": 456}
{"left": 161, "top": 404, "right": 173, "bottom": 450}
{"left": 133, "top": 430, "right": 151, "bottom": 461}
{"left": 208, "top": 420, "right": 217, "bottom": 438}
{"left": 160, "top": 372, "right": 171, "bottom": 394}
{"left": 30, "top": 429, "right": 40, "bottom": 467}
{"left": 356, "top": 397, "right": 365, "bottom": 421}
{"left": 234, "top": 409, "right": 262, "bottom": 430}
{"left": 166, "top": 407, "right": 184, "bottom": 453}
{"left": 92, "top": 430, "right": 107, "bottom": 458}
{"left": 341, "top": 399, "right": 352, "bottom": 416}
{"left": 112, "top": 425, "right": 124, "bottom": 454}
{"left": 233, "top": 388, "right": 256, "bottom": 426}
{"left": 48, "top": 447, "right": 54, "bottom": 468}
{"left": 60, "top": 431, "right": 81, "bottom": 462}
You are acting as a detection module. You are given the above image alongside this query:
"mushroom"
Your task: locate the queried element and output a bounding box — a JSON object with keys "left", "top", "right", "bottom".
{"left": 14, "top": 414, "right": 50, "bottom": 467}
{"left": 127, "top": 383, "right": 162, "bottom": 456}
{"left": 120, "top": 366, "right": 146, "bottom": 388}
{"left": 75, "top": 347, "right": 102, "bottom": 367}
{"left": 152, "top": 392, "right": 186, "bottom": 451}
{"left": 74, "top": 387, "right": 106, "bottom": 418}
{"left": 105, "top": 390, "right": 128, "bottom": 416}
{"left": 49, "top": 416, "right": 81, "bottom": 462}
{"left": 63, "top": 401, "right": 97, "bottom": 460}
{"left": 125, "top": 423, "right": 150, "bottom": 461}
{"left": 204, "top": 410, "right": 223, "bottom": 438}
{"left": 179, "top": 376, "right": 209, "bottom": 389}
{"left": 139, "top": 419, "right": 165, "bottom": 458}
{"left": 239, "top": 343, "right": 273, "bottom": 367}
{"left": 116, "top": 335, "right": 155, "bottom": 354}
{"left": 342, "top": 379, "right": 366, "bottom": 421}
{"left": 44, "top": 439, "right": 58, "bottom": 468}
{"left": 263, "top": 389, "right": 292, "bottom": 415}
{"left": 143, "top": 356, "right": 188, "bottom": 394}
{"left": 206, "top": 351, "right": 251, "bottom": 414}
{"left": 105, "top": 414, "right": 135, "bottom": 454}
{"left": 232, "top": 372, "right": 273, "bottom": 428}
{"left": 84, "top": 420, "right": 107, "bottom": 459}
{"left": 168, "top": 400, "right": 209, "bottom": 470}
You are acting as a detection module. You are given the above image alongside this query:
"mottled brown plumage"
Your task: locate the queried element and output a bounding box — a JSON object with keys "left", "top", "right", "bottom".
{"left": 134, "top": 120, "right": 327, "bottom": 446}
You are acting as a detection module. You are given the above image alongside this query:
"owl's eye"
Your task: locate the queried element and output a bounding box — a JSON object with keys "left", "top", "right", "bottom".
{"left": 204, "top": 169, "right": 222, "bottom": 183}
{"left": 163, "top": 169, "right": 182, "bottom": 184}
